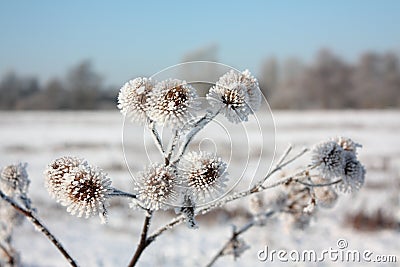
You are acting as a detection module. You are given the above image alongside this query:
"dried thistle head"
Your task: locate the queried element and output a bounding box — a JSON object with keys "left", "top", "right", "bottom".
{"left": 207, "top": 69, "right": 261, "bottom": 123}
{"left": 62, "top": 165, "right": 112, "bottom": 223}
{"left": 336, "top": 151, "right": 366, "bottom": 193}
{"left": 117, "top": 77, "right": 154, "bottom": 124}
{"left": 313, "top": 178, "right": 338, "bottom": 209}
{"left": 236, "top": 69, "right": 262, "bottom": 111}
{"left": 134, "top": 164, "right": 178, "bottom": 211}
{"left": 0, "top": 163, "right": 29, "bottom": 197}
{"left": 249, "top": 194, "right": 264, "bottom": 215}
{"left": 312, "top": 141, "right": 345, "bottom": 179}
{"left": 181, "top": 151, "right": 228, "bottom": 202}
{"left": 44, "top": 156, "right": 86, "bottom": 199}
{"left": 334, "top": 136, "right": 361, "bottom": 153}
{"left": 148, "top": 79, "right": 198, "bottom": 129}
{"left": 278, "top": 181, "right": 316, "bottom": 229}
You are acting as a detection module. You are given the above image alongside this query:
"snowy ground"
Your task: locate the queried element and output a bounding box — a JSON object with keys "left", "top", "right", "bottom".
{"left": 0, "top": 110, "right": 399, "bottom": 267}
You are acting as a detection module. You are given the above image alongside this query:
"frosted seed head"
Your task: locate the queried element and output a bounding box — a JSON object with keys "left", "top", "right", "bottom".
{"left": 62, "top": 164, "right": 112, "bottom": 223}
{"left": 134, "top": 164, "right": 178, "bottom": 211}
{"left": 279, "top": 181, "right": 315, "bottom": 229}
{"left": 147, "top": 79, "right": 199, "bottom": 129}
{"left": 313, "top": 177, "right": 338, "bottom": 208}
{"left": 249, "top": 194, "right": 264, "bottom": 215}
{"left": 181, "top": 151, "right": 228, "bottom": 202}
{"left": 0, "top": 163, "right": 29, "bottom": 197}
{"left": 206, "top": 69, "right": 261, "bottom": 123}
{"left": 117, "top": 77, "right": 154, "bottom": 124}
{"left": 312, "top": 141, "right": 345, "bottom": 179}
{"left": 336, "top": 151, "right": 366, "bottom": 193}
{"left": 44, "top": 156, "right": 86, "bottom": 199}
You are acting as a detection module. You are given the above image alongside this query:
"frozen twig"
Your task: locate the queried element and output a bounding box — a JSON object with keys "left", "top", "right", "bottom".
{"left": 297, "top": 179, "right": 342, "bottom": 187}
{"left": 109, "top": 188, "right": 137, "bottom": 199}
{"left": 166, "top": 129, "right": 180, "bottom": 165}
{"left": 147, "top": 119, "right": 165, "bottom": 158}
{"left": 128, "top": 210, "right": 153, "bottom": 267}
{"left": 0, "top": 243, "right": 16, "bottom": 266}
{"left": 172, "top": 110, "right": 220, "bottom": 164}
{"left": 206, "top": 210, "right": 275, "bottom": 267}
{"left": 0, "top": 190, "right": 79, "bottom": 267}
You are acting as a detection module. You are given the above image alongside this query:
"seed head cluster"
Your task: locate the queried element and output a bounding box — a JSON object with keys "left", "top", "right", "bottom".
{"left": 207, "top": 69, "right": 261, "bottom": 123}
{"left": 148, "top": 79, "right": 199, "bottom": 129}
{"left": 44, "top": 156, "right": 112, "bottom": 223}
{"left": 312, "top": 137, "right": 365, "bottom": 193}
{"left": 117, "top": 77, "right": 154, "bottom": 124}
{"left": 134, "top": 164, "right": 178, "bottom": 210}
{"left": 181, "top": 151, "right": 228, "bottom": 202}
{"left": 0, "top": 163, "right": 29, "bottom": 197}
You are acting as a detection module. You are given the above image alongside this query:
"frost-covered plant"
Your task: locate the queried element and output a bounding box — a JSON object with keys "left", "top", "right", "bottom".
{"left": 0, "top": 68, "right": 367, "bottom": 267}
{"left": 0, "top": 163, "right": 29, "bottom": 267}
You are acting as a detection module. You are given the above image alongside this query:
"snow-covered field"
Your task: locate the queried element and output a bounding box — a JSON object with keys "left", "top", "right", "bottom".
{"left": 1, "top": 110, "right": 399, "bottom": 267}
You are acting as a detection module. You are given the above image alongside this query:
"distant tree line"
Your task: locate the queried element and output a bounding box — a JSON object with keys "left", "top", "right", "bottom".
{"left": 259, "top": 49, "right": 400, "bottom": 109}
{"left": 0, "top": 60, "right": 117, "bottom": 110}
{"left": 1, "top": 49, "right": 399, "bottom": 110}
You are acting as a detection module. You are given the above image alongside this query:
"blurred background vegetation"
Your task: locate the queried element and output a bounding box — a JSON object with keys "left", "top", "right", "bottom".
{"left": 1, "top": 47, "right": 399, "bottom": 110}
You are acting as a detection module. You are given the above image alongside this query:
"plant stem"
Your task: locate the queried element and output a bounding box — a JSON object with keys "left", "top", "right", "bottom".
{"left": 127, "top": 210, "right": 153, "bottom": 267}
{"left": 166, "top": 129, "right": 180, "bottom": 165}
{"left": 206, "top": 210, "right": 275, "bottom": 267}
{"left": 0, "top": 190, "right": 79, "bottom": 267}
{"left": 147, "top": 119, "right": 165, "bottom": 157}
{"left": 172, "top": 110, "right": 220, "bottom": 165}
{"left": 109, "top": 188, "right": 137, "bottom": 199}
{"left": 0, "top": 243, "right": 16, "bottom": 266}
{"left": 297, "top": 179, "right": 342, "bottom": 187}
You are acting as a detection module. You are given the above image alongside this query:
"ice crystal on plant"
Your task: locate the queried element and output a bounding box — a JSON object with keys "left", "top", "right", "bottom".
{"left": 117, "top": 77, "right": 154, "bottom": 124}
{"left": 312, "top": 141, "right": 345, "bottom": 179}
{"left": 148, "top": 79, "right": 198, "bottom": 129}
{"left": 44, "top": 156, "right": 86, "bottom": 199}
{"left": 134, "top": 164, "right": 178, "bottom": 211}
{"left": 62, "top": 164, "right": 112, "bottom": 223}
{"left": 181, "top": 151, "right": 228, "bottom": 202}
{"left": 207, "top": 69, "right": 261, "bottom": 123}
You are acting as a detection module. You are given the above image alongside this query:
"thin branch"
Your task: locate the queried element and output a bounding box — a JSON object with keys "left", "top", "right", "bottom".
{"left": 276, "top": 145, "right": 293, "bottom": 168}
{"left": 147, "top": 215, "right": 184, "bottom": 244}
{"left": 172, "top": 110, "right": 220, "bottom": 165}
{"left": 166, "top": 129, "right": 180, "bottom": 164}
{"left": 252, "top": 146, "right": 308, "bottom": 190}
{"left": 0, "top": 243, "right": 15, "bottom": 265}
{"left": 147, "top": 119, "right": 165, "bottom": 157}
{"left": 0, "top": 190, "right": 79, "bottom": 267}
{"left": 127, "top": 210, "right": 153, "bottom": 267}
{"left": 206, "top": 210, "right": 275, "bottom": 267}
{"left": 297, "top": 179, "right": 342, "bottom": 187}
{"left": 109, "top": 188, "right": 137, "bottom": 199}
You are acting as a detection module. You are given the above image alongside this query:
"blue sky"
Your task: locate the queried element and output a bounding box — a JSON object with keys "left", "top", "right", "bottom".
{"left": 1, "top": 0, "right": 399, "bottom": 85}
